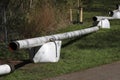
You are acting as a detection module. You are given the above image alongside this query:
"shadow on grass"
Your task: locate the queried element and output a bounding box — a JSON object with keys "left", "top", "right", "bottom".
{"left": 14, "top": 60, "right": 32, "bottom": 70}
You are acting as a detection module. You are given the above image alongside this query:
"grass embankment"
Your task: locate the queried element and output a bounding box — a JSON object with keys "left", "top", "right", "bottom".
{"left": 0, "top": 2, "right": 120, "bottom": 79}
{"left": 0, "top": 19, "right": 120, "bottom": 80}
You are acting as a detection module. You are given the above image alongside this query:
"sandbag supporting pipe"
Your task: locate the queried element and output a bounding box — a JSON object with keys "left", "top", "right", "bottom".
{"left": 9, "top": 26, "right": 99, "bottom": 50}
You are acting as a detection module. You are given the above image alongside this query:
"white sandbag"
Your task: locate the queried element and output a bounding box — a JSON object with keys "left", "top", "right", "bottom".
{"left": 97, "top": 19, "right": 110, "bottom": 28}
{"left": 112, "top": 11, "right": 120, "bottom": 19}
{"left": 33, "top": 41, "right": 62, "bottom": 63}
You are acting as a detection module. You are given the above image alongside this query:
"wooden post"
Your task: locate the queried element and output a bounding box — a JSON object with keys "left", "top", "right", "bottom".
{"left": 80, "top": 7, "right": 83, "bottom": 23}
{"left": 70, "top": 8, "right": 73, "bottom": 22}
{"left": 30, "top": 0, "right": 33, "bottom": 9}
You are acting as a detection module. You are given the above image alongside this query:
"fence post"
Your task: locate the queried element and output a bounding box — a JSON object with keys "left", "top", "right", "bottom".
{"left": 80, "top": 7, "right": 83, "bottom": 24}
{"left": 70, "top": 8, "right": 73, "bottom": 22}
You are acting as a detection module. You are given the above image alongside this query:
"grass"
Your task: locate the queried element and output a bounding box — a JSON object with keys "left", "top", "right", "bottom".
{"left": 0, "top": 2, "right": 120, "bottom": 80}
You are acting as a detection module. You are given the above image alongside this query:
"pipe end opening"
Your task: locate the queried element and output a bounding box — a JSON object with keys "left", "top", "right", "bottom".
{"left": 9, "top": 42, "right": 18, "bottom": 51}
{"left": 93, "top": 16, "right": 97, "bottom": 21}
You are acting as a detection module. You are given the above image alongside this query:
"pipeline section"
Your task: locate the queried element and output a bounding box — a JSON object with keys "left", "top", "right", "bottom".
{"left": 9, "top": 26, "right": 99, "bottom": 50}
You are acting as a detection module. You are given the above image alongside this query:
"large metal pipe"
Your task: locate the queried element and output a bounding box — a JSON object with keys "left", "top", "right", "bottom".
{"left": 0, "top": 64, "right": 14, "bottom": 75}
{"left": 93, "top": 16, "right": 114, "bottom": 21}
{"left": 9, "top": 26, "right": 99, "bottom": 50}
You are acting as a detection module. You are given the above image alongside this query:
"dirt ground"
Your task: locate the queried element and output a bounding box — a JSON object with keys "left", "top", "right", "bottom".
{"left": 0, "top": 59, "right": 22, "bottom": 65}
{"left": 44, "top": 61, "right": 120, "bottom": 80}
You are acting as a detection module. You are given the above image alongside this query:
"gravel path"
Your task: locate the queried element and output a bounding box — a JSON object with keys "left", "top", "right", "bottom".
{"left": 44, "top": 61, "right": 120, "bottom": 80}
